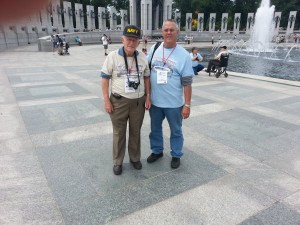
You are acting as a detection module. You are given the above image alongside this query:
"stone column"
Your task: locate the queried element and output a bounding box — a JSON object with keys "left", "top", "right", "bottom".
{"left": 141, "top": 0, "right": 152, "bottom": 35}
{"left": 75, "top": 3, "right": 84, "bottom": 31}
{"left": 1, "top": 25, "right": 20, "bottom": 48}
{"left": 185, "top": 13, "right": 192, "bottom": 32}
{"left": 130, "top": 0, "right": 137, "bottom": 25}
{"left": 286, "top": 11, "right": 297, "bottom": 35}
{"left": 246, "top": 13, "right": 254, "bottom": 34}
{"left": 98, "top": 7, "right": 107, "bottom": 31}
{"left": 221, "top": 13, "right": 228, "bottom": 33}
{"left": 163, "top": 0, "right": 172, "bottom": 21}
{"left": 233, "top": 13, "right": 241, "bottom": 34}
{"left": 40, "top": 3, "right": 53, "bottom": 34}
{"left": 197, "top": 13, "right": 204, "bottom": 31}
{"left": 273, "top": 12, "right": 281, "bottom": 35}
{"left": 0, "top": 26, "right": 7, "bottom": 50}
{"left": 120, "top": 9, "right": 128, "bottom": 30}
{"left": 51, "top": 0, "right": 63, "bottom": 33}
{"left": 63, "top": 1, "right": 74, "bottom": 32}
{"left": 86, "top": 5, "right": 96, "bottom": 30}
{"left": 209, "top": 13, "right": 216, "bottom": 33}
{"left": 154, "top": 5, "right": 159, "bottom": 29}
{"left": 174, "top": 12, "right": 181, "bottom": 29}
{"left": 30, "top": 12, "right": 44, "bottom": 37}
{"left": 109, "top": 6, "right": 118, "bottom": 30}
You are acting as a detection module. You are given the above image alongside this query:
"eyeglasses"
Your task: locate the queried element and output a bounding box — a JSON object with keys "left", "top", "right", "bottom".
{"left": 124, "top": 37, "right": 139, "bottom": 43}
{"left": 163, "top": 28, "right": 176, "bottom": 33}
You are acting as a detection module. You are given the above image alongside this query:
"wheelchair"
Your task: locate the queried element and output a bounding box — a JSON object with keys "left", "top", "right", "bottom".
{"left": 209, "top": 54, "right": 229, "bottom": 78}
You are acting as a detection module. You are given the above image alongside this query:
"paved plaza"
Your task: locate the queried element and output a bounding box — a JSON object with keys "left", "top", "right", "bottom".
{"left": 0, "top": 42, "right": 300, "bottom": 225}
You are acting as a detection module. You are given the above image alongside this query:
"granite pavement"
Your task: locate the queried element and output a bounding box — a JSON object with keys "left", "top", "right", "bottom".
{"left": 0, "top": 42, "right": 300, "bottom": 225}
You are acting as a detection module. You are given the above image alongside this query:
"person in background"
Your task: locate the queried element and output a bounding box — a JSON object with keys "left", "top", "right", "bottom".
{"left": 147, "top": 19, "right": 194, "bottom": 169}
{"left": 50, "top": 35, "right": 57, "bottom": 54}
{"left": 75, "top": 36, "right": 82, "bottom": 46}
{"left": 205, "top": 45, "right": 228, "bottom": 73}
{"left": 101, "top": 34, "right": 108, "bottom": 56}
{"left": 100, "top": 25, "right": 151, "bottom": 175}
{"left": 190, "top": 47, "right": 204, "bottom": 75}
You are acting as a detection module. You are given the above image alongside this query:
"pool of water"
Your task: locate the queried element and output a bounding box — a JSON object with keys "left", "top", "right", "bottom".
{"left": 194, "top": 48, "right": 300, "bottom": 81}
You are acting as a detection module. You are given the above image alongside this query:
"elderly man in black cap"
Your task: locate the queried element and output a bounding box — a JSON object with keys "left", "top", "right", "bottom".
{"left": 100, "top": 25, "right": 151, "bottom": 175}
{"left": 205, "top": 46, "right": 228, "bottom": 73}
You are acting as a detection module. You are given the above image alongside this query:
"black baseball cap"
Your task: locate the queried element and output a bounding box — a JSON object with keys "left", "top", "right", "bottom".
{"left": 123, "top": 25, "right": 141, "bottom": 39}
{"left": 221, "top": 46, "right": 227, "bottom": 49}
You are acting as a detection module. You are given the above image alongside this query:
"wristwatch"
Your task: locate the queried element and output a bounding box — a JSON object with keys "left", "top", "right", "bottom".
{"left": 184, "top": 104, "right": 191, "bottom": 108}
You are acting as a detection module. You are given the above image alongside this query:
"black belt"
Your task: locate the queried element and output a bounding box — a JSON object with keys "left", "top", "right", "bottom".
{"left": 111, "top": 93, "right": 122, "bottom": 99}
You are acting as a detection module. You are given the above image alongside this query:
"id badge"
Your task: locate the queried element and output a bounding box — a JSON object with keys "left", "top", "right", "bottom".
{"left": 157, "top": 70, "right": 168, "bottom": 84}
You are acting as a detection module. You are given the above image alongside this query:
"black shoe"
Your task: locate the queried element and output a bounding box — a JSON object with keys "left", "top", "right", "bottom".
{"left": 130, "top": 160, "right": 142, "bottom": 170}
{"left": 113, "top": 165, "right": 122, "bottom": 175}
{"left": 147, "top": 153, "right": 163, "bottom": 163}
{"left": 171, "top": 157, "right": 180, "bottom": 169}
{"left": 204, "top": 69, "right": 210, "bottom": 73}
{"left": 105, "top": 53, "right": 108, "bottom": 56}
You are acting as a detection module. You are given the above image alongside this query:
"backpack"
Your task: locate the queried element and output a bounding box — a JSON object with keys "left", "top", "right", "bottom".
{"left": 149, "top": 42, "right": 161, "bottom": 70}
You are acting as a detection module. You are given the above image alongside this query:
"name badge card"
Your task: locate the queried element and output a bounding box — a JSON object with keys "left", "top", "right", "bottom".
{"left": 157, "top": 70, "right": 168, "bottom": 84}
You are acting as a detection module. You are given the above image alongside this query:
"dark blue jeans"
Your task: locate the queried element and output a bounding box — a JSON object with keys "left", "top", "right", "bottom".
{"left": 193, "top": 64, "right": 204, "bottom": 75}
{"left": 149, "top": 105, "right": 183, "bottom": 158}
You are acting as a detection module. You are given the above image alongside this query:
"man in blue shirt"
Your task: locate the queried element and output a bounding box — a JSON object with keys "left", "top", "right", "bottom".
{"left": 190, "top": 47, "right": 204, "bottom": 75}
{"left": 147, "top": 19, "right": 194, "bottom": 169}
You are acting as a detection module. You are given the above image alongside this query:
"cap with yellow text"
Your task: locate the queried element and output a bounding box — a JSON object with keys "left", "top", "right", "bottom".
{"left": 123, "top": 25, "right": 141, "bottom": 39}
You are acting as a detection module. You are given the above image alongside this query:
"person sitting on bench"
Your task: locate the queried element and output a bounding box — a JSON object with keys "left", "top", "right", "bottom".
{"left": 205, "top": 46, "right": 228, "bottom": 73}
{"left": 75, "top": 36, "right": 82, "bottom": 46}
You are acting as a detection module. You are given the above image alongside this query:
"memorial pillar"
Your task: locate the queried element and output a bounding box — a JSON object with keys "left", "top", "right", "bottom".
{"left": 246, "top": 13, "right": 254, "bottom": 34}
{"left": 163, "top": 0, "right": 172, "bottom": 21}
{"left": 273, "top": 12, "right": 281, "bottom": 36}
{"left": 197, "top": 13, "right": 204, "bottom": 31}
{"left": 185, "top": 13, "right": 192, "bottom": 32}
{"left": 40, "top": 2, "right": 53, "bottom": 34}
{"left": 174, "top": 12, "right": 181, "bottom": 30}
{"left": 141, "top": 0, "right": 152, "bottom": 35}
{"left": 130, "top": 0, "right": 137, "bottom": 25}
{"left": 233, "top": 13, "right": 241, "bottom": 34}
{"left": 221, "top": 13, "right": 228, "bottom": 33}
{"left": 86, "top": 5, "right": 96, "bottom": 30}
{"left": 109, "top": 6, "right": 118, "bottom": 30}
{"left": 286, "top": 11, "right": 297, "bottom": 36}
{"left": 75, "top": 3, "right": 84, "bottom": 31}
{"left": 51, "top": 0, "right": 63, "bottom": 33}
{"left": 63, "top": 1, "right": 74, "bottom": 32}
{"left": 209, "top": 13, "right": 216, "bottom": 33}
{"left": 120, "top": 9, "right": 128, "bottom": 30}
{"left": 98, "top": 7, "right": 107, "bottom": 31}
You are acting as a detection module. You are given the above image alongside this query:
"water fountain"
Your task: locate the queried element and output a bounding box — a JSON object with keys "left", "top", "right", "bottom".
{"left": 210, "top": 0, "right": 300, "bottom": 81}
{"left": 248, "top": 0, "right": 275, "bottom": 51}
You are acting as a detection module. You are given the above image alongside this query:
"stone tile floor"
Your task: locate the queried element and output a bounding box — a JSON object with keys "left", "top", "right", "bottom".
{"left": 0, "top": 43, "right": 300, "bottom": 225}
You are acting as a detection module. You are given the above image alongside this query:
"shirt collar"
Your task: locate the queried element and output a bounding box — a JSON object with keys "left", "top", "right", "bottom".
{"left": 118, "top": 47, "right": 139, "bottom": 57}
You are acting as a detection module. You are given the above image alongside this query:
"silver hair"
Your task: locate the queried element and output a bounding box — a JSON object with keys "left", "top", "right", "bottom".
{"left": 162, "top": 19, "right": 179, "bottom": 31}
